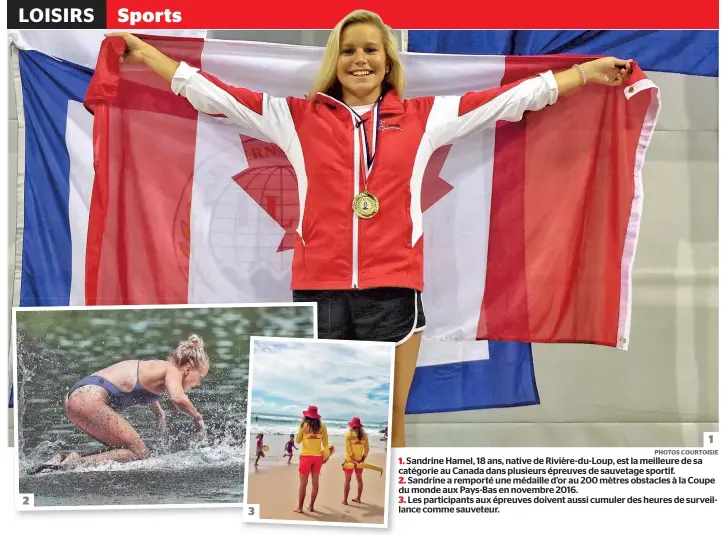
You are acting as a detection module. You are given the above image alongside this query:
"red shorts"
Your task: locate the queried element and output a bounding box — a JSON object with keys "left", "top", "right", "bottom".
{"left": 299, "top": 455, "right": 323, "bottom": 476}
{"left": 343, "top": 467, "right": 363, "bottom": 475}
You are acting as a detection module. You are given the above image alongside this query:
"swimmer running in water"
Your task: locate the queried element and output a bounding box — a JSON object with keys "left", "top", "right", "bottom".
{"left": 51, "top": 333, "right": 209, "bottom": 468}
{"left": 255, "top": 433, "right": 265, "bottom": 468}
{"left": 282, "top": 433, "right": 298, "bottom": 464}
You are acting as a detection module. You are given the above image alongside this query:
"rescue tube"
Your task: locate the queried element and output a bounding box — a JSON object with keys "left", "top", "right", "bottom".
{"left": 342, "top": 461, "right": 384, "bottom": 474}
{"left": 322, "top": 444, "right": 336, "bottom": 461}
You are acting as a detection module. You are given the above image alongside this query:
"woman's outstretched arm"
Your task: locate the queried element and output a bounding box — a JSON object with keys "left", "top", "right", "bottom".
{"left": 103, "top": 32, "right": 299, "bottom": 150}
{"left": 105, "top": 32, "right": 179, "bottom": 84}
{"left": 419, "top": 56, "right": 634, "bottom": 150}
{"left": 555, "top": 57, "right": 632, "bottom": 95}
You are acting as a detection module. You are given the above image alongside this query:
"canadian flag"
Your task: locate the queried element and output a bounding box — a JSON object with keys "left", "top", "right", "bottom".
{"left": 84, "top": 35, "right": 659, "bottom": 351}
{"left": 9, "top": 33, "right": 659, "bottom": 413}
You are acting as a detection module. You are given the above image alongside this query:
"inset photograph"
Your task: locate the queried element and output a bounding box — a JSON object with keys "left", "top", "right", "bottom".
{"left": 244, "top": 337, "right": 393, "bottom": 527}
{"left": 13, "top": 303, "right": 315, "bottom": 509}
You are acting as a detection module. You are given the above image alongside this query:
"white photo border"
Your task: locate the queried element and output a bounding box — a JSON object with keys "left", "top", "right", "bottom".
{"left": 12, "top": 301, "right": 318, "bottom": 511}
{"left": 243, "top": 334, "right": 396, "bottom": 528}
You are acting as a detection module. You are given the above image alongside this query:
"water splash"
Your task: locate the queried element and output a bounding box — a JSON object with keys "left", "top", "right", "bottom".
{"left": 19, "top": 439, "right": 70, "bottom": 474}
{"left": 70, "top": 442, "right": 246, "bottom": 474}
{"left": 25, "top": 436, "right": 246, "bottom": 477}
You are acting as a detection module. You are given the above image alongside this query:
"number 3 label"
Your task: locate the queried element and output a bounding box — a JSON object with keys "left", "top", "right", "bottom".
{"left": 244, "top": 504, "right": 260, "bottom": 521}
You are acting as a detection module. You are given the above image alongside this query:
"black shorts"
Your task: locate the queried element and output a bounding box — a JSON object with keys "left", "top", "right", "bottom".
{"left": 292, "top": 287, "right": 426, "bottom": 345}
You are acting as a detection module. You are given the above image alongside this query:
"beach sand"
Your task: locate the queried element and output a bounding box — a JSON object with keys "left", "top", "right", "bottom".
{"left": 246, "top": 437, "right": 389, "bottom": 525}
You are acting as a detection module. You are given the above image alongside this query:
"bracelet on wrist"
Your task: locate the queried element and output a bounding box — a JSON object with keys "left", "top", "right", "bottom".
{"left": 574, "top": 64, "right": 587, "bottom": 86}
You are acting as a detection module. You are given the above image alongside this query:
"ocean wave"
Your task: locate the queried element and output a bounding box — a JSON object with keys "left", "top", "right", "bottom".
{"left": 251, "top": 414, "right": 385, "bottom": 426}
{"left": 249, "top": 424, "right": 387, "bottom": 438}
{"left": 72, "top": 442, "right": 245, "bottom": 473}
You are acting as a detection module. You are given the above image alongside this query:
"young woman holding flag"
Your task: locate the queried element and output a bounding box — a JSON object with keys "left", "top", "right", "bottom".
{"left": 105, "top": 10, "right": 631, "bottom": 449}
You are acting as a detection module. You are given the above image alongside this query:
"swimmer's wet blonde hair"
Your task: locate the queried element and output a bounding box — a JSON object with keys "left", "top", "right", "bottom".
{"left": 169, "top": 333, "right": 209, "bottom": 369}
{"left": 309, "top": 9, "right": 405, "bottom": 100}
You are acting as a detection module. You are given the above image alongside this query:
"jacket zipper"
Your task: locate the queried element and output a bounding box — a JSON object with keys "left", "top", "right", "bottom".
{"left": 351, "top": 113, "right": 360, "bottom": 289}
{"left": 317, "top": 93, "right": 373, "bottom": 289}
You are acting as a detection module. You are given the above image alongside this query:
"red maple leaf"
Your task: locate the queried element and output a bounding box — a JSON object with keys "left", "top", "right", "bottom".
{"left": 233, "top": 135, "right": 454, "bottom": 252}
{"left": 232, "top": 136, "right": 299, "bottom": 252}
{"left": 421, "top": 145, "right": 454, "bottom": 212}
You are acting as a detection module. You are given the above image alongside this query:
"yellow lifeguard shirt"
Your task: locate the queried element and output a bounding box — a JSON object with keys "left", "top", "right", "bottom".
{"left": 296, "top": 422, "right": 329, "bottom": 456}
{"left": 345, "top": 430, "right": 370, "bottom": 462}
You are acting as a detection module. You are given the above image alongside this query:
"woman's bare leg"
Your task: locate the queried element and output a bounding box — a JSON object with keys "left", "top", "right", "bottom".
{"left": 353, "top": 471, "right": 364, "bottom": 502}
{"left": 309, "top": 471, "right": 320, "bottom": 511}
{"left": 392, "top": 332, "right": 422, "bottom": 447}
{"left": 294, "top": 472, "right": 309, "bottom": 512}
{"left": 64, "top": 388, "right": 148, "bottom": 465}
{"left": 342, "top": 471, "right": 352, "bottom": 504}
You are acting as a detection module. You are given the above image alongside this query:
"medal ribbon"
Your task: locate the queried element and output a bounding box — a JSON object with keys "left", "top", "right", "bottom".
{"left": 352, "top": 97, "right": 382, "bottom": 191}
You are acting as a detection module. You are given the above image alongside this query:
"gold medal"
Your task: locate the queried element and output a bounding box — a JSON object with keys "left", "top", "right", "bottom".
{"left": 352, "top": 191, "right": 379, "bottom": 219}
{"left": 351, "top": 99, "right": 382, "bottom": 219}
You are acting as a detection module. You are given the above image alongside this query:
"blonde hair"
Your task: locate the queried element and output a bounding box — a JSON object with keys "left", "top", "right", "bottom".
{"left": 169, "top": 333, "right": 209, "bottom": 369}
{"left": 309, "top": 9, "right": 405, "bottom": 100}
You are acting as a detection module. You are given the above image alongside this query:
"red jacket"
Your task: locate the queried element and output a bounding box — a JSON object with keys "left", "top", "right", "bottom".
{"left": 171, "top": 63, "right": 559, "bottom": 291}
